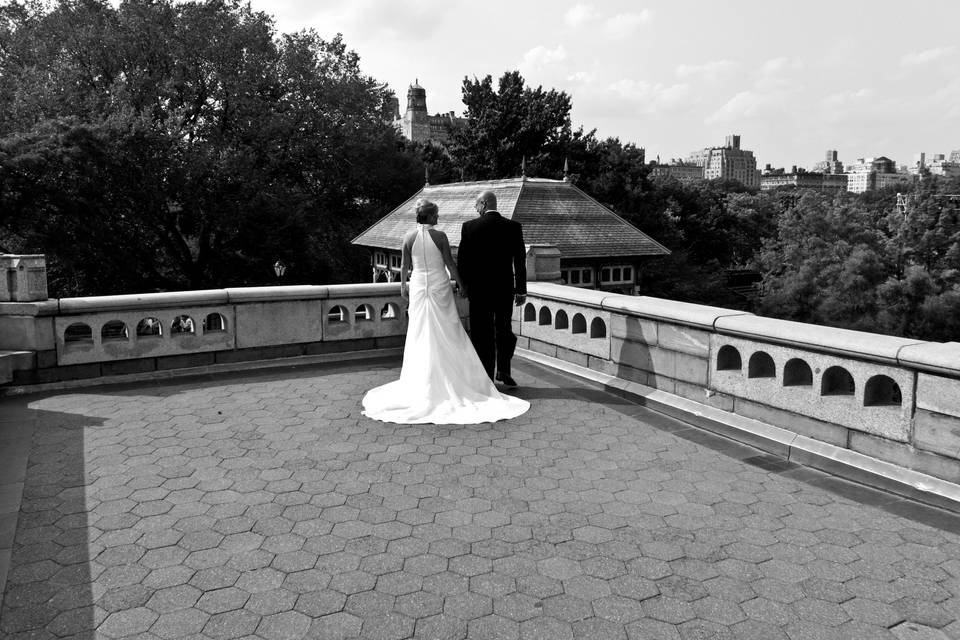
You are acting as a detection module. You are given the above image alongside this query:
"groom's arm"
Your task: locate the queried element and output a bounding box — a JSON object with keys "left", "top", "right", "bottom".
{"left": 457, "top": 223, "right": 471, "bottom": 288}
{"left": 512, "top": 222, "right": 527, "bottom": 299}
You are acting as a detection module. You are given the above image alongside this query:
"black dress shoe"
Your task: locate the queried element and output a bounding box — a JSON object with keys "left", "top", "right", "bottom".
{"left": 496, "top": 372, "right": 518, "bottom": 388}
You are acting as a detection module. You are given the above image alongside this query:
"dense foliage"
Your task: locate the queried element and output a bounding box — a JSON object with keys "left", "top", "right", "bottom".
{"left": 0, "top": 0, "right": 423, "bottom": 294}
{"left": 2, "top": 4, "right": 957, "bottom": 341}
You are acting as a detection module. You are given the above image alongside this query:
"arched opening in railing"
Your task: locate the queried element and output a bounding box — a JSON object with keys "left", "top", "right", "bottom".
{"left": 821, "top": 366, "right": 855, "bottom": 396}
{"left": 101, "top": 320, "right": 129, "bottom": 342}
{"left": 523, "top": 303, "right": 536, "bottom": 322}
{"left": 137, "top": 318, "right": 162, "bottom": 337}
{"left": 572, "top": 313, "right": 587, "bottom": 334}
{"left": 171, "top": 315, "right": 195, "bottom": 334}
{"left": 864, "top": 375, "right": 902, "bottom": 406}
{"left": 555, "top": 310, "right": 569, "bottom": 330}
{"left": 381, "top": 303, "right": 399, "bottom": 320}
{"left": 203, "top": 313, "right": 227, "bottom": 333}
{"left": 748, "top": 352, "right": 776, "bottom": 378}
{"left": 716, "top": 345, "right": 741, "bottom": 371}
{"left": 538, "top": 307, "right": 552, "bottom": 326}
{"left": 783, "top": 358, "right": 813, "bottom": 387}
{"left": 328, "top": 305, "right": 348, "bottom": 323}
{"left": 65, "top": 323, "right": 93, "bottom": 344}
{"left": 590, "top": 317, "right": 606, "bottom": 338}
{"left": 355, "top": 304, "right": 374, "bottom": 322}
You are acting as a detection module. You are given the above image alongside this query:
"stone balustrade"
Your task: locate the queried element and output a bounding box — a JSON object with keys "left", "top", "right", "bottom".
{"left": 517, "top": 282, "right": 960, "bottom": 499}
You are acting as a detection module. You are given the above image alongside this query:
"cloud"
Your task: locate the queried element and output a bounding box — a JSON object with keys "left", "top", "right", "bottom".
{"left": 676, "top": 59, "right": 735, "bottom": 78}
{"left": 564, "top": 3, "right": 599, "bottom": 27}
{"left": 567, "top": 70, "right": 595, "bottom": 85}
{"left": 900, "top": 45, "right": 956, "bottom": 66}
{"left": 607, "top": 79, "right": 692, "bottom": 114}
{"left": 822, "top": 88, "right": 873, "bottom": 107}
{"left": 296, "top": 0, "right": 459, "bottom": 41}
{"left": 521, "top": 45, "right": 568, "bottom": 70}
{"left": 760, "top": 57, "right": 803, "bottom": 74}
{"left": 705, "top": 90, "right": 788, "bottom": 124}
{"left": 564, "top": 4, "right": 652, "bottom": 37}
{"left": 603, "top": 11, "right": 652, "bottom": 39}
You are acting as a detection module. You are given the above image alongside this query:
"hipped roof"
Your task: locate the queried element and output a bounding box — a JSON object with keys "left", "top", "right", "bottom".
{"left": 351, "top": 177, "right": 670, "bottom": 260}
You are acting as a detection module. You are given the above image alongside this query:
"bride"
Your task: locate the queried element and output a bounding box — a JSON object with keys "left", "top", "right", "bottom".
{"left": 362, "top": 199, "right": 529, "bottom": 424}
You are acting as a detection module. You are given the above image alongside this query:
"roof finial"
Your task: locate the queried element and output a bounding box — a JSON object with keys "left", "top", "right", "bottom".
{"left": 521, "top": 156, "right": 527, "bottom": 180}
{"left": 424, "top": 164, "right": 430, "bottom": 186}
{"left": 563, "top": 157, "right": 570, "bottom": 182}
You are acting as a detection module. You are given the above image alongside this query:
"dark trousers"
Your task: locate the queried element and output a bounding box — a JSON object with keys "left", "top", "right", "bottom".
{"left": 468, "top": 295, "right": 517, "bottom": 381}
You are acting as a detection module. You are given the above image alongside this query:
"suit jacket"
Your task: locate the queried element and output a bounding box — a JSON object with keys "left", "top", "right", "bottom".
{"left": 458, "top": 210, "right": 526, "bottom": 302}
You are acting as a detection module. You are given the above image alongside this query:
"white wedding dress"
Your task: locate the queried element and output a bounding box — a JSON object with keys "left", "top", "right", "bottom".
{"left": 362, "top": 225, "right": 530, "bottom": 424}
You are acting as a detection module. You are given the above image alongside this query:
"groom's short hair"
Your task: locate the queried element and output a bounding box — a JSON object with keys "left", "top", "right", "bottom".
{"left": 415, "top": 199, "right": 438, "bottom": 223}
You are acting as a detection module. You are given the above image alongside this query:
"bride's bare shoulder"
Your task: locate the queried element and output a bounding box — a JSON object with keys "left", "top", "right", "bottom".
{"left": 427, "top": 228, "right": 449, "bottom": 243}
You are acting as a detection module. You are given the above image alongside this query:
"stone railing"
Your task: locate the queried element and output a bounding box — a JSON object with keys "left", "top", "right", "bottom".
{"left": 518, "top": 282, "right": 960, "bottom": 504}
{"left": 0, "top": 282, "right": 428, "bottom": 385}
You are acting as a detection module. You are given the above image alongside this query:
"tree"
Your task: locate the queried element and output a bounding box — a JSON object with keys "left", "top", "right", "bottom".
{"left": 450, "top": 71, "right": 573, "bottom": 180}
{"left": 0, "top": 0, "right": 422, "bottom": 295}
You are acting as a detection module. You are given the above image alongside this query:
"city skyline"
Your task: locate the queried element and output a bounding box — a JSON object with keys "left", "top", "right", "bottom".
{"left": 253, "top": 0, "right": 959, "bottom": 171}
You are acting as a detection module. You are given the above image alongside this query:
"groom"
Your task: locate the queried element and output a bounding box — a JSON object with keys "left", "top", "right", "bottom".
{"left": 458, "top": 190, "right": 527, "bottom": 387}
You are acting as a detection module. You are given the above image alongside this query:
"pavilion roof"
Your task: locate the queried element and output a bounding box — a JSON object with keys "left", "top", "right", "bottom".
{"left": 351, "top": 177, "right": 670, "bottom": 260}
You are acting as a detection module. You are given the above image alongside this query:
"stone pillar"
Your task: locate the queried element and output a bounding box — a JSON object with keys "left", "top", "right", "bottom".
{"left": 0, "top": 255, "right": 56, "bottom": 367}
{"left": 525, "top": 245, "right": 562, "bottom": 283}
{"left": 0, "top": 254, "right": 48, "bottom": 302}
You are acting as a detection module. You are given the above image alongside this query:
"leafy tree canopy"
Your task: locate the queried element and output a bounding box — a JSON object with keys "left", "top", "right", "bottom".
{"left": 0, "top": 0, "right": 422, "bottom": 295}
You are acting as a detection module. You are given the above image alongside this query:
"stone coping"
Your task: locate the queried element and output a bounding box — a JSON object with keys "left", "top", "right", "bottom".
{"left": 603, "top": 295, "right": 752, "bottom": 330}
{"left": 526, "top": 282, "right": 614, "bottom": 308}
{"left": 897, "top": 341, "right": 960, "bottom": 377}
{"left": 0, "top": 300, "right": 59, "bottom": 316}
{"left": 58, "top": 289, "right": 229, "bottom": 313}
{"left": 41, "top": 283, "right": 406, "bottom": 315}
{"left": 715, "top": 314, "right": 925, "bottom": 365}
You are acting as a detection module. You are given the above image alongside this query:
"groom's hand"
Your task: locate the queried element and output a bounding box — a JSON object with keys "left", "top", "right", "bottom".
{"left": 514, "top": 294, "right": 526, "bottom": 306}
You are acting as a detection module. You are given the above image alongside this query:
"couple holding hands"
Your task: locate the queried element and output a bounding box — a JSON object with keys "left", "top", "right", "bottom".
{"left": 362, "top": 190, "right": 530, "bottom": 424}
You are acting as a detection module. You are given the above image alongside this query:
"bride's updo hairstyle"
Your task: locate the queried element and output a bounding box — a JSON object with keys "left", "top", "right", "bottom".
{"left": 415, "top": 199, "right": 438, "bottom": 223}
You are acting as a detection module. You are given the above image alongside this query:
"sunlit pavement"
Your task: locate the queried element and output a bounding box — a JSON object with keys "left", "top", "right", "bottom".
{"left": 1, "top": 357, "right": 958, "bottom": 639}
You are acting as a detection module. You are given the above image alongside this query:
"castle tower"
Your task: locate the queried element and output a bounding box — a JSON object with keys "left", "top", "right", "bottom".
{"left": 403, "top": 80, "right": 430, "bottom": 142}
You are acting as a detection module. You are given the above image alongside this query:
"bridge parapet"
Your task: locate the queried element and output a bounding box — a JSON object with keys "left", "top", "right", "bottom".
{"left": 518, "top": 282, "right": 960, "bottom": 493}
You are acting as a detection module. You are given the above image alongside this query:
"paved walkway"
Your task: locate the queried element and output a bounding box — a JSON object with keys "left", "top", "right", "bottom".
{"left": 0, "top": 357, "right": 958, "bottom": 640}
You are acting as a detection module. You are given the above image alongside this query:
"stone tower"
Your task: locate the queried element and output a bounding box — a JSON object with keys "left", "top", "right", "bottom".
{"left": 402, "top": 80, "right": 430, "bottom": 142}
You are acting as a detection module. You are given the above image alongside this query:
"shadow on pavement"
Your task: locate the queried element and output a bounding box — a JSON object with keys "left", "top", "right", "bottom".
{"left": 0, "top": 397, "right": 102, "bottom": 637}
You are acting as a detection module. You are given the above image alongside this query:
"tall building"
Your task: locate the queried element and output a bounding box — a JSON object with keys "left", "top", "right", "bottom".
{"left": 685, "top": 135, "right": 760, "bottom": 188}
{"left": 813, "top": 150, "right": 844, "bottom": 174}
{"left": 845, "top": 157, "right": 914, "bottom": 193}
{"left": 648, "top": 161, "right": 703, "bottom": 182}
{"left": 393, "top": 81, "right": 466, "bottom": 144}
{"left": 760, "top": 166, "right": 847, "bottom": 191}
{"left": 910, "top": 152, "right": 960, "bottom": 178}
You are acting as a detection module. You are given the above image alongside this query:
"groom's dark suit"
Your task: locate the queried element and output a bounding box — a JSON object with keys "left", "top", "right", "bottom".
{"left": 458, "top": 210, "right": 526, "bottom": 381}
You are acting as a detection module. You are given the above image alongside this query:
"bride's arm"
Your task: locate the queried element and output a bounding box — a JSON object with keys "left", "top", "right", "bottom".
{"left": 400, "top": 232, "right": 414, "bottom": 299}
{"left": 436, "top": 232, "right": 466, "bottom": 294}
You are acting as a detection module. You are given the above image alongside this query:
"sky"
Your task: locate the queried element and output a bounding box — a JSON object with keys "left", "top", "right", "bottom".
{"left": 254, "top": 0, "right": 960, "bottom": 171}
